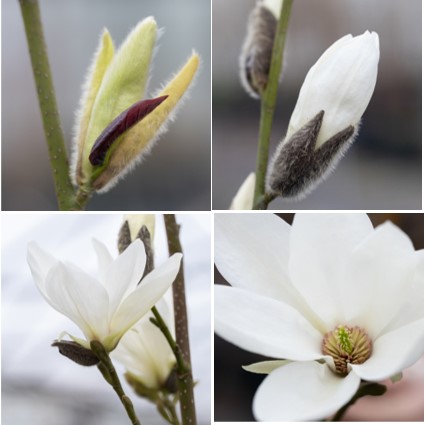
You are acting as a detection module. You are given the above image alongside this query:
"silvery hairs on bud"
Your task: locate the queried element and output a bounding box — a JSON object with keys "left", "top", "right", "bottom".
{"left": 240, "top": 2, "right": 277, "bottom": 98}
{"left": 52, "top": 340, "right": 99, "bottom": 366}
{"left": 266, "top": 111, "right": 357, "bottom": 200}
{"left": 117, "top": 220, "right": 132, "bottom": 254}
{"left": 118, "top": 221, "right": 154, "bottom": 278}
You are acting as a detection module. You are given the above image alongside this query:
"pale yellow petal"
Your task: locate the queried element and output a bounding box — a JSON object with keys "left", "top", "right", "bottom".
{"left": 79, "top": 17, "right": 157, "bottom": 190}
{"left": 92, "top": 52, "right": 200, "bottom": 191}
{"left": 73, "top": 29, "right": 115, "bottom": 186}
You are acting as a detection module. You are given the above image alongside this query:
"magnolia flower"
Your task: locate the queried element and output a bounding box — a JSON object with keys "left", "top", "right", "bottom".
{"left": 267, "top": 31, "right": 380, "bottom": 199}
{"left": 72, "top": 17, "right": 200, "bottom": 193}
{"left": 230, "top": 172, "right": 255, "bottom": 210}
{"left": 215, "top": 213, "right": 423, "bottom": 421}
{"left": 27, "top": 238, "right": 182, "bottom": 352}
{"left": 240, "top": 0, "right": 282, "bottom": 97}
{"left": 113, "top": 291, "right": 176, "bottom": 393}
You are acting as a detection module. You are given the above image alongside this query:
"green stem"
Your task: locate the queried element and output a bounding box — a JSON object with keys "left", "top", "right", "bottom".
{"left": 252, "top": 0, "right": 293, "bottom": 208}
{"left": 90, "top": 341, "right": 141, "bottom": 425}
{"left": 18, "top": 0, "right": 91, "bottom": 210}
{"left": 163, "top": 214, "right": 197, "bottom": 425}
{"left": 74, "top": 188, "right": 92, "bottom": 210}
{"left": 155, "top": 391, "right": 180, "bottom": 425}
{"left": 162, "top": 395, "right": 180, "bottom": 425}
{"left": 150, "top": 307, "right": 186, "bottom": 373}
{"left": 253, "top": 191, "right": 277, "bottom": 210}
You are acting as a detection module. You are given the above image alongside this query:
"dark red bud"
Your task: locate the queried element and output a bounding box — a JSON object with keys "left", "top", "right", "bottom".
{"left": 89, "top": 95, "right": 168, "bottom": 166}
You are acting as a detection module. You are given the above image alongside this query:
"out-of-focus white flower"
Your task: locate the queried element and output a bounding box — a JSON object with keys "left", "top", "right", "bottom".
{"left": 113, "top": 291, "right": 176, "bottom": 391}
{"left": 267, "top": 31, "right": 380, "bottom": 199}
{"left": 28, "top": 239, "right": 182, "bottom": 352}
{"left": 230, "top": 172, "right": 255, "bottom": 210}
{"left": 215, "top": 213, "right": 423, "bottom": 421}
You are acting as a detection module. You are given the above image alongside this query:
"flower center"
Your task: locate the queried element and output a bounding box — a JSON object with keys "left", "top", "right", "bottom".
{"left": 322, "top": 325, "right": 372, "bottom": 375}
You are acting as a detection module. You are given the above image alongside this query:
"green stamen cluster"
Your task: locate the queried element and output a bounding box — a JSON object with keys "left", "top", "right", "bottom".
{"left": 322, "top": 325, "right": 372, "bottom": 375}
{"left": 336, "top": 326, "right": 353, "bottom": 354}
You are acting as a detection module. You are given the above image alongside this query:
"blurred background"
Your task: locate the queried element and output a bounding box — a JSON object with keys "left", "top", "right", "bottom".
{"left": 2, "top": 0, "right": 211, "bottom": 210}
{"left": 2, "top": 213, "right": 211, "bottom": 425}
{"left": 213, "top": 0, "right": 422, "bottom": 209}
{"left": 214, "top": 213, "right": 424, "bottom": 421}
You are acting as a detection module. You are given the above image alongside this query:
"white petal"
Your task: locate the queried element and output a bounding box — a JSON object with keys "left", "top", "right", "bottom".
{"left": 288, "top": 213, "right": 374, "bottom": 326}
{"left": 379, "top": 249, "right": 424, "bottom": 334}
{"left": 44, "top": 262, "right": 110, "bottom": 342}
{"left": 341, "top": 222, "right": 419, "bottom": 337}
{"left": 27, "top": 242, "right": 60, "bottom": 306}
{"left": 114, "top": 316, "right": 174, "bottom": 388}
{"left": 103, "top": 239, "right": 146, "bottom": 319}
{"left": 214, "top": 285, "right": 323, "bottom": 360}
{"left": 229, "top": 172, "right": 255, "bottom": 210}
{"left": 215, "top": 214, "right": 313, "bottom": 317}
{"left": 243, "top": 360, "right": 291, "bottom": 374}
{"left": 253, "top": 361, "right": 360, "bottom": 421}
{"left": 92, "top": 238, "right": 113, "bottom": 277}
{"left": 111, "top": 253, "right": 182, "bottom": 340}
{"left": 351, "top": 319, "right": 423, "bottom": 381}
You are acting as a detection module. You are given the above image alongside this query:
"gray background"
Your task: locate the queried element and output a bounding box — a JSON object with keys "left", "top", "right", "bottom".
{"left": 2, "top": 0, "right": 211, "bottom": 211}
{"left": 213, "top": 0, "right": 422, "bottom": 210}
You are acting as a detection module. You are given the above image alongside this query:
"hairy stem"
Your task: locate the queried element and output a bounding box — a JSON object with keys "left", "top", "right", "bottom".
{"left": 18, "top": 0, "right": 90, "bottom": 210}
{"left": 253, "top": 0, "right": 293, "bottom": 209}
{"left": 163, "top": 214, "right": 197, "bottom": 425}
{"left": 91, "top": 341, "right": 141, "bottom": 425}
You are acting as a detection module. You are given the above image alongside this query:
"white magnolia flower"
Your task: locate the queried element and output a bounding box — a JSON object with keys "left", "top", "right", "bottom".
{"left": 214, "top": 213, "right": 423, "bottom": 421}
{"left": 28, "top": 238, "right": 182, "bottom": 352}
{"left": 113, "top": 290, "right": 176, "bottom": 390}
{"left": 230, "top": 172, "right": 255, "bottom": 210}
{"left": 267, "top": 31, "right": 380, "bottom": 199}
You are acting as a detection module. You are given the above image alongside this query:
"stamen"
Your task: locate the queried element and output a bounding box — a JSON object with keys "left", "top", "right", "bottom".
{"left": 322, "top": 325, "right": 372, "bottom": 375}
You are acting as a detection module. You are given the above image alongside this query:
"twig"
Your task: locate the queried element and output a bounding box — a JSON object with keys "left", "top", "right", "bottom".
{"left": 163, "top": 214, "right": 197, "bottom": 425}
{"left": 253, "top": 0, "right": 293, "bottom": 208}
{"left": 91, "top": 341, "right": 141, "bottom": 425}
{"left": 18, "top": 0, "right": 88, "bottom": 210}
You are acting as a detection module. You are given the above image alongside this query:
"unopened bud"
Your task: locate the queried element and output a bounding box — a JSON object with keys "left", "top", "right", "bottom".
{"left": 52, "top": 340, "right": 99, "bottom": 366}
{"left": 118, "top": 214, "right": 155, "bottom": 276}
{"left": 240, "top": 1, "right": 281, "bottom": 98}
{"left": 266, "top": 31, "right": 379, "bottom": 200}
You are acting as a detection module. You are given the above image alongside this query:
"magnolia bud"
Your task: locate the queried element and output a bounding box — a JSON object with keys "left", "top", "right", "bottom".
{"left": 267, "top": 31, "right": 379, "bottom": 199}
{"left": 71, "top": 18, "right": 199, "bottom": 194}
{"left": 240, "top": 0, "right": 282, "bottom": 98}
{"left": 52, "top": 340, "right": 99, "bottom": 366}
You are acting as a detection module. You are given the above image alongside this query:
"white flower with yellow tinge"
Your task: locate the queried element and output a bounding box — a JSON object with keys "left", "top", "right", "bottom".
{"left": 27, "top": 238, "right": 182, "bottom": 353}
{"left": 72, "top": 17, "right": 200, "bottom": 193}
